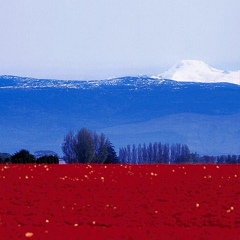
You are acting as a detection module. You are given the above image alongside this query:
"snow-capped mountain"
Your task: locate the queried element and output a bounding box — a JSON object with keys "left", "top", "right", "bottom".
{"left": 155, "top": 60, "right": 240, "bottom": 85}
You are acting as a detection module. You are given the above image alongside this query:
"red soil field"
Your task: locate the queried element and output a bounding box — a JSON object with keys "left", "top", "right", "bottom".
{"left": 0, "top": 164, "right": 240, "bottom": 239}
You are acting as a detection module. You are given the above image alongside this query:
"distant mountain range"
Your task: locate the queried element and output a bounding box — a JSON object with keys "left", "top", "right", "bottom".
{"left": 0, "top": 61, "right": 240, "bottom": 156}
{"left": 1, "top": 60, "right": 240, "bottom": 88}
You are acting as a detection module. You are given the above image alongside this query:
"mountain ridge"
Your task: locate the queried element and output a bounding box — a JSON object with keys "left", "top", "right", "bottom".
{"left": 1, "top": 60, "right": 240, "bottom": 86}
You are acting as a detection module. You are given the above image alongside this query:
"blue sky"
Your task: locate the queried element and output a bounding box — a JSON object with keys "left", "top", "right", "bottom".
{"left": 0, "top": 0, "right": 239, "bottom": 80}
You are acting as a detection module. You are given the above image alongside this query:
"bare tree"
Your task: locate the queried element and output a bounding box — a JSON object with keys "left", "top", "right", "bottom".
{"left": 62, "top": 131, "right": 77, "bottom": 163}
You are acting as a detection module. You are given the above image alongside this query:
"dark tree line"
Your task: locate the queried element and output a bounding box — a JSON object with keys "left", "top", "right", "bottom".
{"left": 0, "top": 150, "right": 59, "bottom": 164}
{"left": 119, "top": 142, "right": 240, "bottom": 164}
{"left": 62, "top": 128, "right": 119, "bottom": 164}
{"left": 1, "top": 128, "right": 240, "bottom": 165}
{"left": 201, "top": 155, "right": 240, "bottom": 164}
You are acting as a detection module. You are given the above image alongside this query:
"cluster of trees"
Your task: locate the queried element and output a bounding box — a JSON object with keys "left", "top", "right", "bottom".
{"left": 0, "top": 150, "right": 59, "bottom": 164}
{"left": 62, "top": 128, "right": 119, "bottom": 164}
{"left": 119, "top": 143, "right": 192, "bottom": 164}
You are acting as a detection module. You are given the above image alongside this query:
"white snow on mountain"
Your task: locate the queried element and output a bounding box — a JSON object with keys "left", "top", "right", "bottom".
{"left": 154, "top": 60, "right": 240, "bottom": 85}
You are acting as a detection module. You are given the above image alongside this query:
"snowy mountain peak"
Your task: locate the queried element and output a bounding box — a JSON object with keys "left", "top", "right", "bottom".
{"left": 155, "top": 60, "right": 240, "bottom": 85}
{"left": 174, "top": 60, "right": 221, "bottom": 72}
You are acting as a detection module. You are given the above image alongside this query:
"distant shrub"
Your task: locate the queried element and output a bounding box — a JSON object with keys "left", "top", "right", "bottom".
{"left": 36, "top": 155, "right": 59, "bottom": 164}
{"left": 11, "top": 149, "right": 35, "bottom": 164}
{"left": 0, "top": 153, "right": 11, "bottom": 164}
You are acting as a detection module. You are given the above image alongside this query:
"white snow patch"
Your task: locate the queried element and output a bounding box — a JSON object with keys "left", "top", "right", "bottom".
{"left": 154, "top": 60, "right": 240, "bottom": 85}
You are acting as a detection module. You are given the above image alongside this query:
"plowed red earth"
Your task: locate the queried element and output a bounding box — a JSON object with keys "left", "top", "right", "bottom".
{"left": 0, "top": 164, "right": 240, "bottom": 239}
